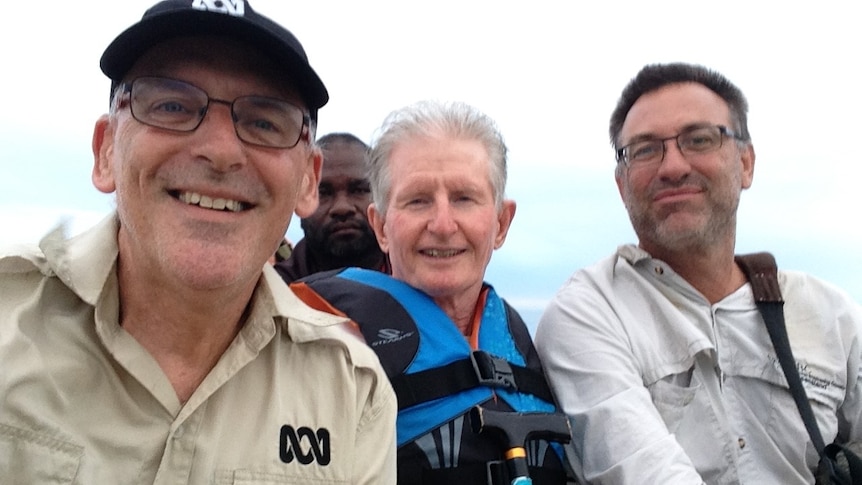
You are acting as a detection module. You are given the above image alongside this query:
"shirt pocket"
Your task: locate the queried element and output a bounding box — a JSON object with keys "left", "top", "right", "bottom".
{"left": 214, "top": 469, "right": 348, "bottom": 484}
{"left": 730, "top": 338, "right": 846, "bottom": 443}
{"left": 765, "top": 359, "right": 846, "bottom": 442}
{"left": 0, "top": 422, "right": 83, "bottom": 484}
{"left": 647, "top": 372, "right": 700, "bottom": 434}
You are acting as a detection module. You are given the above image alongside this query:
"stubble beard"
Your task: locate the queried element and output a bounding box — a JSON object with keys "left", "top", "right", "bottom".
{"left": 306, "top": 221, "right": 378, "bottom": 259}
{"left": 625, "top": 176, "right": 741, "bottom": 254}
{"left": 326, "top": 228, "right": 376, "bottom": 258}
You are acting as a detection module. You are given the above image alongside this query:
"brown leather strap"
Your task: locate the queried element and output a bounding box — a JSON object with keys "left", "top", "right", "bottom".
{"left": 735, "top": 252, "right": 784, "bottom": 303}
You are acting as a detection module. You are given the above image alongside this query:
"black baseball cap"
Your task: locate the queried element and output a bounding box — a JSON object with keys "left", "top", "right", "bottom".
{"left": 100, "top": 0, "right": 328, "bottom": 119}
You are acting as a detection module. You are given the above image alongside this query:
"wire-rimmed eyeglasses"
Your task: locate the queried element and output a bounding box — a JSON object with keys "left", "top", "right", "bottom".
{"left": 616, "top": 124, "right": 744, "bottom": 167}
{"left": 117, "top": 76, "right": 310, "bottom": 149}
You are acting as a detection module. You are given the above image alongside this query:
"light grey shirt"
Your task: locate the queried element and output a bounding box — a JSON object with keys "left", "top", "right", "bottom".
{"left": 535, "top": 245, "right": 862, "bottom": 484}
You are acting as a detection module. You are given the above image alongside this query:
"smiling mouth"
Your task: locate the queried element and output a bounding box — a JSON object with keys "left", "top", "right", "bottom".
{"left": 173, "top": 190, "right": 246, "bottom": 212}
{"left": 421, "top": 249, "right": 464, "bottom": 258}
{"left": 653, "top": 184, "right": 703, "bottom": 202}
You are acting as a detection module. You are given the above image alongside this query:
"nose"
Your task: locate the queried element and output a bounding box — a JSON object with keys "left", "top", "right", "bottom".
{"left": 329, "top": 191, "right": 358, "bottom": 219}
{"left": 426, "top": 200, "right": 458, "bottom": 235}
{"left": 191, "top": 100, "right": 246, "bottom": 172}
{"left": 655, "top": 139, "right": 692, "bottom": 181}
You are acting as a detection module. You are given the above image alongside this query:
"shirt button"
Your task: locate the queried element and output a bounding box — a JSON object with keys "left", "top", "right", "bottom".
{"left": 738, "top": 437, "right": 746, "bottom": 449}
{"left": 654, "top": 265, "right": 664, "bottom": 275}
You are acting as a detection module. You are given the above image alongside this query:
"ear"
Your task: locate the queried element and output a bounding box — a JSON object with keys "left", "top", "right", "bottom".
{"left": 493, "top": 199, "right": 517, "bottom": 249}
{"left": 294, "top": 148, "right": 323, "bottom": 218}
{"left": 740, "top": 142, "right": 755, "bottom": 189}
{"left": 367, "top": 203, "right": 389, "bottom": 253}
{"left": 91, "top": 115, "right": 117, "bottom": 194}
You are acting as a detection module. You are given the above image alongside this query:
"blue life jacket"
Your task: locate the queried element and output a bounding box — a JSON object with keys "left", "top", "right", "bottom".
{"left": 294, "top": 267, "right": 557, "bottom": 446}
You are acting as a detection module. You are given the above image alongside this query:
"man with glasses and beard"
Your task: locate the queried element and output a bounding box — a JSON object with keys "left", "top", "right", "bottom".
{"left": 535, "top": 62, "right": 862, "bottom": 484}
{"left": 276, "top": 133, "right": 389, "bottom": 282}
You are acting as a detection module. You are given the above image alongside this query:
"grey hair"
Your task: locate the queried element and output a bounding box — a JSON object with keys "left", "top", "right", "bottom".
{"left": 109, "top": 83, "right": 126, "bottom": 116}
{"left": 368, "top": 100, "right": 507, "bottom": 215}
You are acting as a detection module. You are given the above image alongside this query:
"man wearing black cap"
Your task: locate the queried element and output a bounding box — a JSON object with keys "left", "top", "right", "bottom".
{"left": 0, "top": 1, "right": 396, "bottom": 483}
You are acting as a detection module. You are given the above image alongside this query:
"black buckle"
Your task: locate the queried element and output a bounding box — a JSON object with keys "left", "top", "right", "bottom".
{"left": 485, "top": 459, "right": 507, "bottom": 485}
{"left": 471, "top": 351, "right": 517, "bottom": 390}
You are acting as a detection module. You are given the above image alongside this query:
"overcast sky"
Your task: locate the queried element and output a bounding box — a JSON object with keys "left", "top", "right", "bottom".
{"left": 1, "top": 0, "right": 860, "bottom": 329}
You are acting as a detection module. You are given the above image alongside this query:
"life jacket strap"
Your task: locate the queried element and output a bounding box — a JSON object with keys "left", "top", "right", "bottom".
{"left": 397, "top": 460, "right": 568, "bottom": 484}
{"left": 391, "top": 350, "right": 555, "bottom": 411}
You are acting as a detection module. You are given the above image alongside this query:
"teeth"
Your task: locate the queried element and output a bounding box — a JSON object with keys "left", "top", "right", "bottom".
{"left": 178, "top": 191, "right": 244, "bottom": 212}
{"left": 424, "top": 249, "right": 460, "bottom": 257}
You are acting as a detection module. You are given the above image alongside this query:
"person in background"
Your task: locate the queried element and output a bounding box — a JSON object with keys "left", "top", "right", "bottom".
{"left": 291, "top": 100, "right": 576, "bottom": 484}
{"left": 275, "top": 132, "right": 388, "bottom": 280}
{"left": 535, "top": 62, "right": 862, "bottom": 484}
{"left": 0, "top": 1, "right": 396, "bottom": 483}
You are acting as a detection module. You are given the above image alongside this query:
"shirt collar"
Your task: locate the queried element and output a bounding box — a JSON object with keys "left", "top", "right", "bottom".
{"left": 40, "top": 212, "right": 119, "bottom": 307}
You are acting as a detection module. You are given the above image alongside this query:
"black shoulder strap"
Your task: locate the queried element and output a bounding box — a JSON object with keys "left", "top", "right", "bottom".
{"left": 736, "top": 252, "right": 827, "bottom": 454}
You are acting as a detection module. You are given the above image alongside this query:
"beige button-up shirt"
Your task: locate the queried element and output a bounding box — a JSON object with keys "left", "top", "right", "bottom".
{"left": 0, "top": 214, "right": 397, "bottom": 484}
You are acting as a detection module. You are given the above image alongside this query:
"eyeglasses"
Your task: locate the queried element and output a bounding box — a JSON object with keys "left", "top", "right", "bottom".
{"left": 117, "top": 76, "right": 310, "bottom": 149}
{"left": 616, "top": 125, "right": 744, "bottom": 167}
